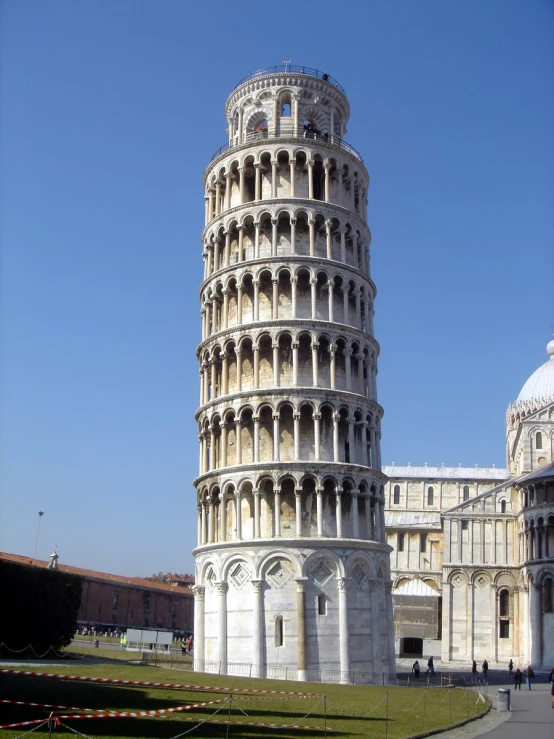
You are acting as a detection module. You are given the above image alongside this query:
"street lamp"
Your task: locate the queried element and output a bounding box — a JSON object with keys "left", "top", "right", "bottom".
{"left": 33, "top": 511, "right": 44, "bottom": 562}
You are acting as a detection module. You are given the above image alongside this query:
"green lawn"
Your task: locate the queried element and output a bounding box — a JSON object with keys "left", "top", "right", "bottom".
{"left": 0, "top": 663, "right": 489, "bottom": 739}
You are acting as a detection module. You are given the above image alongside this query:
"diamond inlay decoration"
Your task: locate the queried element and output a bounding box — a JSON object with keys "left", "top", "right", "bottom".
{"left": 350, "top": 562, "right": 367, "bottom": 589}
{"left": 230, "top": 563, "right": 249, "bottom": 589}
{"left": 206, "top": 567, "right": 216, "bottom": 591}
{"left": 266, "top": 560, "right": 292, "bottom": 589}
{"left": 311, "top": 560, "right": 333, "bottom": 585}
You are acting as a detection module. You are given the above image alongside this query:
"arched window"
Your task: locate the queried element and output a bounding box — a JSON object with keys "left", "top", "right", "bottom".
{"left": 463, "top": 485, "right": 470, "bottom": 501}
{"left": 536, "top": 432, "right": 543, "bottom": 450}
{"left": 499, "top": 589, "right": 510, "bottom": 617}
{"left": 500, "top": 500, "right": 507, "bottom": 513}
{"left": 275, "top": 616, "right": 284, "bottom": 647}
{"left": 427, "top": 486, "right": 434, "bottom": 506}
{"left": 393, "top": 484, "right": 400, "bottom": 505}
{"left": 318, "top": 594, "right": 327, "bottom": 616}
{"left": 281, "top": 92, "right": 292, "bottom": 118}
{"left": 544, "top": 578, "right": 554, "bottom": 613}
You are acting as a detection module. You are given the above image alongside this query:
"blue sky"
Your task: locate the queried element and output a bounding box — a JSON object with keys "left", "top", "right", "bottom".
{"left": 1, "top": 0, "right": 552, "bottom": 576}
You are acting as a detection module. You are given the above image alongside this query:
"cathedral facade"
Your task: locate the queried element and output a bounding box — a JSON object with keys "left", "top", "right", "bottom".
{"left": 384, "top": 340, "right": 554, "bottom": 667}
{"left": 192, "top": 65, "right": 396, "bottom": 683}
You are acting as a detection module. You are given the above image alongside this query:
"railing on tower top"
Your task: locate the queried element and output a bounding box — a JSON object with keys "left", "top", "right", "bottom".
{"left": 210, "top": 131, "right": 363, "bottom": 165}
{"left": 232, "top": 65, "right": 346, "bottom": 95}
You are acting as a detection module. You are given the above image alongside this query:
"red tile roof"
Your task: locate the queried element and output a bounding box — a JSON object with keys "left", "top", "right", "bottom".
{"left": 0, "top": 552, "right": 193, "bottom": 596}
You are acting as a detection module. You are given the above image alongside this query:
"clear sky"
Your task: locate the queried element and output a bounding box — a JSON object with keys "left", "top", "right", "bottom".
{"left": 1, "top": 0, "right": 552, "bottom": 576}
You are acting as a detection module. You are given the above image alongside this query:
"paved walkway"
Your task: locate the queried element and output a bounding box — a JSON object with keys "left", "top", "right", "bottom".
{"left": 432, "top": 678, "right": 552, "bottom": 738}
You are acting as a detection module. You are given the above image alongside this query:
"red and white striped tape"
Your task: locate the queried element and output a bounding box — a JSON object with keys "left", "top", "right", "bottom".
{"left": 0, "top": 698, "right": 228, "bottom": 729}
{"left": 0, "top": 698, "right": 95, "bottom": 712}
{"left": 0, "top": 669, "right": 321, "bottom": 697}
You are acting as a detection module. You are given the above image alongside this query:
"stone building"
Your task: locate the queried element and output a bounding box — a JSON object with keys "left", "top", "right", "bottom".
{"left": 192, "top": 65, "right": 396, "bottom": 683}
{"left": 384, "top": 339, "right": 554, "bottom": 668}
{"left": 0, "top": 551, "right": 194, "bottom": 634}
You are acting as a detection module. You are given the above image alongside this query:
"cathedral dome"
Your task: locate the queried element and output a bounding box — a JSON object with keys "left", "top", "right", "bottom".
{"left": 516, "top": 339, "right": 554, "bottom": 402}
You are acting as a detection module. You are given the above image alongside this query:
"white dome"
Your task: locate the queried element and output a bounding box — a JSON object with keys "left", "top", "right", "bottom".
{"left": 516, "top": 340, "right": 554, "bottom": 402}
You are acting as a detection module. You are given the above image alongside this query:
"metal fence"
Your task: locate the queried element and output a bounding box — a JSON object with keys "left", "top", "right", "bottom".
{"left": 231, "top": 65, "right": 346, "bottom": 95}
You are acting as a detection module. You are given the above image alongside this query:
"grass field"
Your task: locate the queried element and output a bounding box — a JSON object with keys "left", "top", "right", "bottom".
{"left": 0, "top": 662, "right": 490, "bottom": 739}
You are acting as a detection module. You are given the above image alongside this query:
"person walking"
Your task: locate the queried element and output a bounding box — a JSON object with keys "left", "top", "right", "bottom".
{"left": 508, "top": 659, "right": 514, "bottom": 675}
{"left": 482, "top": 659, "right": 489, "bottom": 680}
{"left": 426, "top": 656, "right": 434, "bottom": 675}
{"left": 525, "top": 664, "right": 534, "bottom": 690}
{"left": 471, "top": 659, "right": 477, "bottom": 676}
{"left": 514, "top": 667, "right": 522, "bottom": 690}
{"left": 412, "top": 660, "right": 420, "bottom": 680}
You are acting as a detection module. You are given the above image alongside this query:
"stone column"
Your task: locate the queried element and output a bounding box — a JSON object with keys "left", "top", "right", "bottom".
{"left": 273, "top": 414, "right": 280, "bottom": 461}
{"left": 316, "top": 488, "right": 324, "bottom": 537}
{"left": 237, "top": 285, "right": 243, "bottom": 324}
{"left": 253, "top": 346, "right": 260, "bottom": 388}
{"left": 274, "top": 488, "right": 281, "bottom": 537}
{"left": 326, "top": 221, "right": 332, "bottom": 259}
{"left": 254, "top": 222, "right": 260, "bottom": 259}
{"left": 216, "top": 582, "right": 228, "bottom": 673}
{"left": 208, "top": 497, "right": 215, "bottom": 543}
{"left": 192, "top": 586, "right": 205, "bottom": 670}
{"left": 307, "top": 162, "right": 314, "bottom": 199}
{"left": 296, "top": 578, "right": 308, "bottom": 681}
{"left": 219, "top": 493, "right": 226, "bottom": 542}
{"left": 211, "top": 362, "right": 217, "bottom": 400}
{"left": 290, "top": 218, "right": 296, "bottom": 254}
{"left": 236, "top": 349, "right": 242, "bottom": 392}
{"left": 253, "top": 415, "right": 260, "bottom": 463}
{"left": 235, "top": 490, "right": 242, "bottom": 540}
{"left": 293, "top": 412, "right": 300, "bottom": 460}
{"left": 201, "top": 502, "right": 207, "bottom": 545}
{"left": 253, "top": 280, "right": 260, "bottom": 321}
{"left": 224, "top": 231, "right": 231, "bottom": 267}
{"left": 197, "top": 504, "right": 202, "bottom": 546}
{"left": 441, "top": 580, "right": 451, "bottom": 663}
{"left": 221, "top": 353, "right": 228, "bottom": 396}
{"left": 238, "top": 167, "right": 245, "bottom": 204}
{"left": 215, "top": 180, "right": 221, "bottom": 216}
{"left": 490, "top": 583, "right": 497, "bottom": 663}
{"left": 272, "top": 343, "right": 280, "bottom": 386}
{"left": 271, "top": 160, "right": 278, "bottom": 198}
{"left": 309, "top": 220, "right": 315, "bottom": 256}
{"left": 529, "top": 580, "right": 541, "bottom": 666}
{"left": 202, "top": 434, "right": 209, "bottom": 474}
{"left": 343, "top": 285, "right": 349, "bottom": 323}
{"left": 324, "top": 165, "right": 330, "bottom": 203}
{"left": 295, "top": 489, "right": 302, "bottom": 537}
{"left": 292, "top": 342, "right": 299, "bottom": 385}
{"left": 329, "top": 343, "right": 336, "bottom": 388}
{"left": 355, "top": 291, "right": 361, "bottom": 328}
{"left": 214, "top": 240, "right": 220, "bottom": 273}
{"left": 337, "top": 577, "right": 350, "bottom": 681}
{"left": 314, "top": 413, "right": 321, "bottom": 461}
{"left": 254, "top": 163, "right": 261, "bottom": 201}
{"left": 222, "top": 290, "right": 229, "bottom": 329}
{"left": 253, "top": 489, "right": 261, "bottom": 539}
{"left": 251, "top": 579, "right": 264, "bottom": 678}
{"left": 310, "top": 278, "right": 317, "bottom": 318}
{"left": 271, "top": 218, "right": 278, "bottom": 256}
{"left": 333, "top": 414, "right": 340, "bottom": 462}
{"left": 207, "top": 190, "right": 214, "bottom": 221}
{"left": 522, "top": 586, "right": 529, "bottom": 662}
{"left": 335, "top": 487, "right": 343, "bottom": 537}
{"left": 291, "top": 277, "right": 298, "bottom": 317}
{"left": 289, "top": 159, "right": 296, "bottom": 197}
{"left": 312, "top": 342, "right": 319, "bottom": 386}
{"left": 238, "top": 226, "right": 244, "bottom": 262}
{"left": 272, "top": 279, "right": 279, "bottom": 319}
{"left": 327, "top": 281, "right": 335, "bottom": 322}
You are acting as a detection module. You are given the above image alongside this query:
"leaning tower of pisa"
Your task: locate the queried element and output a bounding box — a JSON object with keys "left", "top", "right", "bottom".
{"left": 193, "top": 65, "right": 396, "bottom": 683}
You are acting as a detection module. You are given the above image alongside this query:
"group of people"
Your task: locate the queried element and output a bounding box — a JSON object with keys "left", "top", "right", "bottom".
{"left": 411, "top": 656, "right": 434, "bottom": 679}
{"left": 181, "top": 636, "right": 193, "bottom": 654}
{"left": 303, "top": 122, "right": 329, "bottom": 141}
